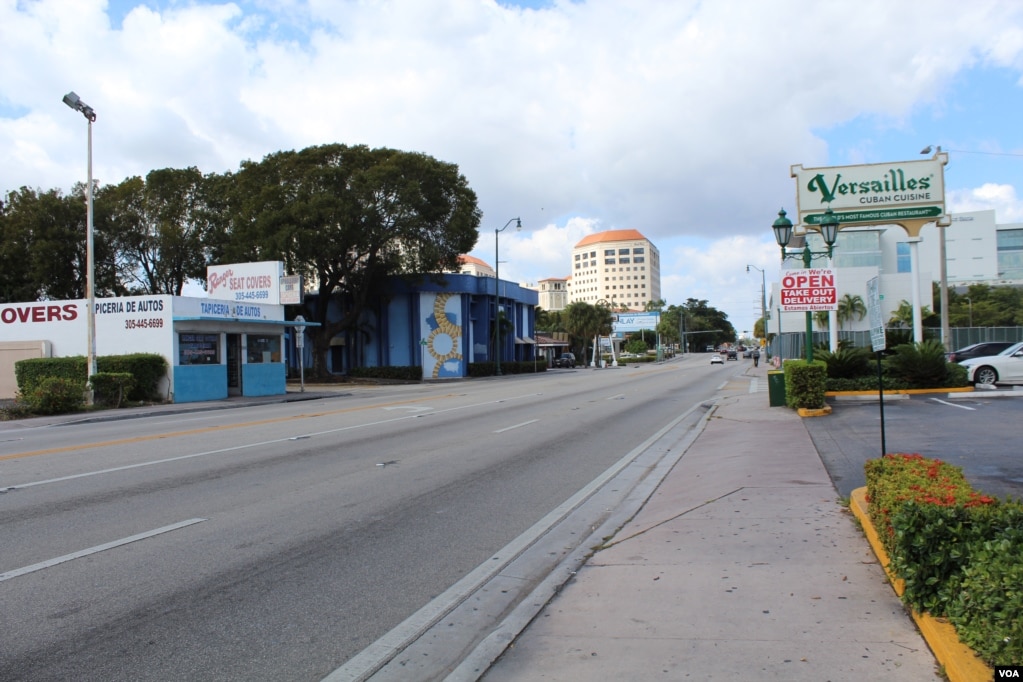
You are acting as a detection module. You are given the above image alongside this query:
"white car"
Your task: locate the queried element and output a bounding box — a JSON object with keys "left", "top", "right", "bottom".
{"left": 710, "top": 354, "right": 724, "bottom": 365}
{"left": 960, "top": 341, "right": 1023, "bottom": 386}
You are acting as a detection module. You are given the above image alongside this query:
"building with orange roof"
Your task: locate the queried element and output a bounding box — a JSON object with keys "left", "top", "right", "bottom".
{"left": 567, "top": 229, "right": 660, "bottom": 309}
{"left": 454, "top": 254, "right": 495, "bottom": 278}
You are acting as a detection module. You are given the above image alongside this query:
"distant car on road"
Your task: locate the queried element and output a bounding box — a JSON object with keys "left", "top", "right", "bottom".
{"left": 554, "top": 352, "right": 576, "bottom": 368}
{"left": 742, "top": 348, "right": 753, "bottom": 358}
{"left": 946, "top": 341, "right": 1015, "bottom": 363}
{"left": 960, "top": 342, "right": 1023, "bottom": 386}
{"left": 726, "top": 349, "right": 738, "bottom": 360}
{"left": 710, "top": 354, "right": 724, "bottom": 365}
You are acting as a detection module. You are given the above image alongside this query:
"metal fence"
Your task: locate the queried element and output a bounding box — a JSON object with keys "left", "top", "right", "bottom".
{"left": 767, "top": 326, "right": 1023, "bottom": 360}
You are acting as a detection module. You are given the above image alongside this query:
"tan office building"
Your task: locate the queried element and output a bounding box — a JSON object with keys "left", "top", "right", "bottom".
{"left": 567, "top": 229, "right": 660, "bottom": 309}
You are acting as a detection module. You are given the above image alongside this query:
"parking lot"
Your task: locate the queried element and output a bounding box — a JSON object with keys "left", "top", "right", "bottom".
{"left": 805, "top": 393, "right": 1023, "bottom": 501}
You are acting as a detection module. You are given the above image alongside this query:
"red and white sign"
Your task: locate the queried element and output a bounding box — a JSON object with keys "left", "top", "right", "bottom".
{"left": 780, "top": 268, "right": 838, "bottom": 312}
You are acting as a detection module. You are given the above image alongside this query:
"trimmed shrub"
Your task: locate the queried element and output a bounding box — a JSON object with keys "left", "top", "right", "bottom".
{"left": 19, "top": 377, "right": 86, "bottom": 415}
{"left": 348, "top": 365, "right": 421, "bottom": 381}
{"left": 863, "top": 452, "right": 1023, "bottom": 667}
{"left": 783, "top": 360, "right": 827, "bottom": 409}
{"left": 948, "top": 523, "right": 1023, "bottom": 665}
{"left": 15, "top": 354, "right": 167, "bottom": 403}
{"left": 89, "top": 372, "right": 136, "bottom": 408}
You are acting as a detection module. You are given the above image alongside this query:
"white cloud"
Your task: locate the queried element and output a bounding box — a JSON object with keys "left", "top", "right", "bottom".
{"left": 2, "top": 0, "right": 1022, "bottom": 333}
{"left": 949, "top": 184, "right": 1023, "bottom": 222}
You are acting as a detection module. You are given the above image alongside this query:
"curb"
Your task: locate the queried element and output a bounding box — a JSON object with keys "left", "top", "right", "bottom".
{"left": 849, "top": 488, "right": 993, "bottom": 682}
{"left": 797, "top": 405, "right": 832, "bottom": 417}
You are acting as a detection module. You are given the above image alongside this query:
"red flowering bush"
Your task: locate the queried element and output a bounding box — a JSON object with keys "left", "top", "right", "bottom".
{"left": 864, "top": 453, "right": 994, "bottom": 558}
{"left": 864, "top": 453, "right": 1023, "bottom": 666}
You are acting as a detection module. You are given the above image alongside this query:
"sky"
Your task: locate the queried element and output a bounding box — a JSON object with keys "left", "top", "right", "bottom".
{"left": 2, "top": 0, "right": 1023, "bottom": 336}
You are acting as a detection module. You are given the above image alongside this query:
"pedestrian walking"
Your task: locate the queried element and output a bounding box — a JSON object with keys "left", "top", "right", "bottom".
{"left": 752, "top": 348, "right": 760, "bottom": 367}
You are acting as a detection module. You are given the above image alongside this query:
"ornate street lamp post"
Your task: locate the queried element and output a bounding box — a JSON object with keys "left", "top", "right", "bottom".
{"left": 772, "top": 207, "right": 839, "bottom": 363}
{"left": 494, "top": 217, "right": 521, "bottom": 376}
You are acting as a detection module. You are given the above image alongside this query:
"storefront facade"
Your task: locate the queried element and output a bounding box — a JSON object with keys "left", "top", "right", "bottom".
{"left": 0, "top": 295, "right": 289, "bottom": 403}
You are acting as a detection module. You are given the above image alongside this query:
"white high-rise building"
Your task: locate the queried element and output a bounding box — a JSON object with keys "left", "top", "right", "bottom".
{"left": 567, "top": 229, "right": 661, "bottom": 309}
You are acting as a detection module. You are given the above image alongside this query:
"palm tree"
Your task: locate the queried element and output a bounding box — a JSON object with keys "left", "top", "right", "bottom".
{"left": 836, "top": 293, "right": 867, "bottom": 330}
{"left": 813, "top": 310, "right": 829, "bottom": 329}
{"left": 888, "top": 299, "right": 931, "bottom": 328}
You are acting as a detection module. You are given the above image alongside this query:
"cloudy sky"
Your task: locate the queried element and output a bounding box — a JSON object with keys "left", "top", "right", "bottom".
{"left": 3, "top": 0, "right": 1023, "bottom": 334}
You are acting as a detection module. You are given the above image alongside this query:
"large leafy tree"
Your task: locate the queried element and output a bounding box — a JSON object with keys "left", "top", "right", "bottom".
{"left": 947, "top": 283, "right": 1023, "bottom": 327}
{"left": 98, "top": 167, "right": 213, "bottom": 295}
{"left": 679, "top": 298, "right": 736, "bottom": 350}
{"left": 0, "top": 185, "right": 118, "bottom": 302}
{"left": 220, "top": 143, "right": 481, "bottom": 374}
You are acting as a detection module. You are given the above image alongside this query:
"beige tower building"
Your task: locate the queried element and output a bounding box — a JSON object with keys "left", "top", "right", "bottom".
{"left": 567, "top": 229, "right": 660, "bottom": 309}
{"left": 537, "top": 277, "right": 569, "bottom": 311}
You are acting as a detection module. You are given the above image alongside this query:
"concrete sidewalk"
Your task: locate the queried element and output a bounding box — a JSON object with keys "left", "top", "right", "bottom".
{"left": 482, "top": 362, "right": 940, "bottom": 680}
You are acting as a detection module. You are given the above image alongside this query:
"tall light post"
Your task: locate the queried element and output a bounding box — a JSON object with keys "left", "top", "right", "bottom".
{"left": 772, "top": 207, "right": 839, "bottom": 364}
{"left": 746, "top": 264, "right": 767, "bottom": 354}
{"left": 965, "top": 296, "right": 973, "bottom": 328}
{"left": 494, "top": 217, "right": 521, "bottom": 376}
{"left": 921, "top": 145, "right": 952, "bottom": 351}
{"left": 62, "top": 91, "right": 98, "bottom": 403}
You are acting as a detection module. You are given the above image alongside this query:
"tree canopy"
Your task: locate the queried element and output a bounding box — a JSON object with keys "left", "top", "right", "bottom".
{"left": 1, "top": 143, "right": 481, "bottom": 375}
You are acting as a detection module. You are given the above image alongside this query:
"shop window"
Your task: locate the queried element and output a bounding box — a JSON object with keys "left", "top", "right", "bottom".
{"left": 179, "top": 333, "right": 220, "bottom": 365}
{"left": 247, "top": 334, "right": 281, "bottom": 363}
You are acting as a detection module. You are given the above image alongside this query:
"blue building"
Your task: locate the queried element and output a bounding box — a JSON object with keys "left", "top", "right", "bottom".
{"left": 295, "top": 274, "right": 538, "bottom": 379}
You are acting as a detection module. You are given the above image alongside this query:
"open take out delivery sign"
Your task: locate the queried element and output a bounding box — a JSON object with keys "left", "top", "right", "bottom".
{"left": 780, "top": 268, "right": 837, "bottom": 312}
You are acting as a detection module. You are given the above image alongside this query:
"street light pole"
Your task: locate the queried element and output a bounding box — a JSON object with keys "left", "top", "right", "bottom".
{"left": 746, "top": 264, "right": 767, "bottom": 354}
{"left": 494, "top": 217, "right": 521, "bottom": 376}
{"left": 773, "top": 207, "right": 839, "bottom": 364}
{"left": 62, "top": 91, "right": 98, "bottom": 404}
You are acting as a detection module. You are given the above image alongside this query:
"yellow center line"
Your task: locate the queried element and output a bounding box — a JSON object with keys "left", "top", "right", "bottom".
{"left": 0, "top": 393, "right": 458, "bottom": 462}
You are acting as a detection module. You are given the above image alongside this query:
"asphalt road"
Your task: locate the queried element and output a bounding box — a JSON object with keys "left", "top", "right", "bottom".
{"left": 805, "top": 392, "right": 1023, "bottom": 500}
{"left": 0, "top": 359, "right": 727, "bottom": 681}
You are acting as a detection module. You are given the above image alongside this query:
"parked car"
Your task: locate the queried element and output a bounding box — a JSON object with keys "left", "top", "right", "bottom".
{"left": 726, "top": 349, "right": 738, "bottom": 360}
{"left": 946, "top": 341, "right": 1015, "bottom": 363}
{"left": 960, "top": 342, "right": 1023, "bottom": 386}
{"left": 710, "top": 354, "right": 724, "bottom": 365}
{"left": 554, "top": 352, "right": 577, "bottom": 368}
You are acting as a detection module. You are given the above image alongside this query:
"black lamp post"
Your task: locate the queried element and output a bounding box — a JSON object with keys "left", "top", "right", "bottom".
{"left": 772, "top": 207, "right": 839, "bottom": 363}
{"left": 494, "top": 217, "right": 521, "bottom": 375}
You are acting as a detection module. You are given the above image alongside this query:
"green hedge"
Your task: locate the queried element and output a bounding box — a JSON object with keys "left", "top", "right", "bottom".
{"left": 348, "top": 365, "right": 421, "bottom": 381}
{"left": 15, "top": 354, "right": 166, "bottom": 402}
{"left": 89, "top": 372, "right": 136, "bottom": 408}
{"left": 865, "top": 453, "right": 1022, "bottom": 666}
{"left": 467, "top": 361, "right": 547, "bottom": 377}
{"left": 783, "top": 360, "right": 827, "bottom": 409}
{"left": 20, "top": 377, "right": 86, "bottom": 415}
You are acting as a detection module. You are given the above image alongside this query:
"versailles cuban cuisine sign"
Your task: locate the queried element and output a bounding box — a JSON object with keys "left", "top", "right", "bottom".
{"left": 791, "top": 153, "right": 948, "bottom": 227}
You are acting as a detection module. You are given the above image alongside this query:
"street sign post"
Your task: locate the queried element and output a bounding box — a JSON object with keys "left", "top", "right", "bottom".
{"left": 294, "top": 315, "right": 306, "bottom": 393}
{"left": 866, "top": 277, "right": 886, "bottom": 455}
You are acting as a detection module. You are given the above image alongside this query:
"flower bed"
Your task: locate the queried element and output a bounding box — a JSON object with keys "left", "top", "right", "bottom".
{"left": 864, "top": 453, "right": 1023, "bottom": 667}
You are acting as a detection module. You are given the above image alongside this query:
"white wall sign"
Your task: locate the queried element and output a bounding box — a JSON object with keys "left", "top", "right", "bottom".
{"left": 206, "top": 261, "right": 284, "bottom": 305}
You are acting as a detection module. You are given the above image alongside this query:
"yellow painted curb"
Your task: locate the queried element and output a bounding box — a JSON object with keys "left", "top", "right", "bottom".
{"left": 796, "top": 405, "right": 832, "bottom": 418}
{"left": 850, "top": 488, "right": 993, "bottom": 682}
{"left": 826, "top": 386, "right": 974, "bottom": 397}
